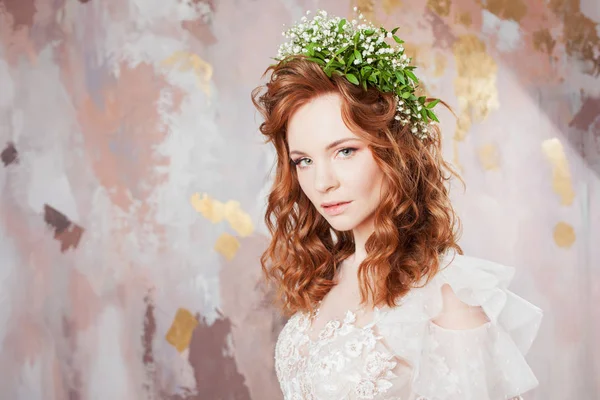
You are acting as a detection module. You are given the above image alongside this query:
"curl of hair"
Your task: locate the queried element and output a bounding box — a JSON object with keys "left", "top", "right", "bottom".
{"left": 251, "top": 56, "right": 463, "bottom": 317}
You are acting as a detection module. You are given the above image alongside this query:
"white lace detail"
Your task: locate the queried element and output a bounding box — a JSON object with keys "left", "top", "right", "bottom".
{"left": 274, "top": 253, "right": 543, "bottom": 400}
{"left": 275, "top": 308, "right": 399, "bottom": 400}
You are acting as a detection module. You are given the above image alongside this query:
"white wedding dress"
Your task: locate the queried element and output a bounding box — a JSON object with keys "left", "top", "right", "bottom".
{"left": 274, "top": 252, "right": 543, "bottom": 400}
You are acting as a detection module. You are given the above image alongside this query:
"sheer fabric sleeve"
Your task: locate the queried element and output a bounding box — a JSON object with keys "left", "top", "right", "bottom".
{"left": 377, "top": 252, "right": 543, "bottom": 400}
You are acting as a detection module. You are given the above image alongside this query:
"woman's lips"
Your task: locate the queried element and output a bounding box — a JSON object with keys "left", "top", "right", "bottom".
{"left": 322, "top": 201, "right": 352, "bottom": 216}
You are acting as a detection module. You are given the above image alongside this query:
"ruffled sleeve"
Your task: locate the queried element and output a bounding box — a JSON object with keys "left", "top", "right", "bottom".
{"left": 376, "top": 251, "right": 543, "bottom": 400}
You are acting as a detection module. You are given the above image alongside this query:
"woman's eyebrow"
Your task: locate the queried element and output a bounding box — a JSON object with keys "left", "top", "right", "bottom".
{"left": 289, "top": 138, "right": 358, "bottom": 157}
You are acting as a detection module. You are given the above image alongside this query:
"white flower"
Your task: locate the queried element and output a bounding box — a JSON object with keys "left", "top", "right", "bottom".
{"left": 276, "top": 334, "right": 294, "bottom": 359}
{"left": 318, "top": 320, "right": 341, "bottom": 340}
{"left": 364, "top": 351, "right": 397, "bottom": 378}
{"left": 343, "top": 310, "right": 357, "bottom": 325}
{"left": 345, "top": 338, "right": 364, "bottom": 357}
{"left": 355, "top": 380, "right": 377, "bottom": 399}
{"left": 376, "top": 379, "right": 393, "bottom": 393}
{"left": 387, "top": 32, "right": 392, "bottom": 38}
{"left": 317, "top": 358, "right": 334, "bottom": 376}
{"left": 296, "top": 314, "right": 310, "bottom": 331}
{"left": 331, "top": 351, "right": 347, "bottom": 372}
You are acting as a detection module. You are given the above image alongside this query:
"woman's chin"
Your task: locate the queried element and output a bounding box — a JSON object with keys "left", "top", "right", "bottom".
{"left": 323, "top": 217, "right": 356, "bottom": 232}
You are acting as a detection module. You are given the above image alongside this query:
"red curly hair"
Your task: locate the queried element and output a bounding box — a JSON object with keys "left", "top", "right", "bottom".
{"left": 251, "top": 56, "right": 462, "bottom": 317}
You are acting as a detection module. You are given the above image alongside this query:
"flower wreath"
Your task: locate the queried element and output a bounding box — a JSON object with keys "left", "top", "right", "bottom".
{"left": 274, "top": 8, "right": 440, "bottom": 140}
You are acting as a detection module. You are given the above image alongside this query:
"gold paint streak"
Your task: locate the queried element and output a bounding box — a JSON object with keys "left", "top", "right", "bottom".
{"left": 478, "top": 144, "right": 500, "bottom": 170}
{"left": 454, "top": 111, "right": 472, "bottom": 142}
{"left": 532, "top": 29, "right": 556, "bottom": 55}
{"left": 382, "top": 0, "right": 403, "bottom": 15}
{"left": 215, "top": 233, "right": 240, "bottom": 260}
{"left": 549, "top": 0, "right": 600, "bottom": 75}
{"left": 427, "top": 0, "right": 451, "bottom": 17}
{"left": 162, "top": 51, "right": 213, "bottom": 96}
{"left": 191, "top": 193, "right": 255, "bottom": 236}
{"left": 456, "top": 11, "right": 472, "bottom": 26}
{"left": 452, "top": 35, "right": 499, "bottom": 141}
{"left": 190, "top": 192, "right": 225, "bottom": 223}
{"left": 484, "top": 0, "right": 527, "bottom": 22}
{"left": 433, "top": 53, "right": 447, "bottom": 77}
{"left": 403, "top": 42, "right": 433, "bottom": 76}
{"left": 553, "top": 222, "right": 576, "bottom": 248}
{"left": 542, "top": 138, "right": 575, "bottom": 206}
{"left": 452, "top": 140, "right": 463, "bottom": 173}
{"left": 224, "top": 201, "right": 254, "bottom": 237}
{"left": 165, "top": 308, "right": 199, "bottom": 352}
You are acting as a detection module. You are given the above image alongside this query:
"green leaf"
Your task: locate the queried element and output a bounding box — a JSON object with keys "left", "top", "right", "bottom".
{"left": 426, "top": 98, "right": 441, "bottom": 108}
{"left": 393, "top": 35, "right": 404, "bottom": 44}
{"left": 391, "top": 27, "right": 399, "bottom": 35}
{"left": 427, "top": 109, "right": 439, "bottom": 122}
{"left": 405, "top": 69, "right": 418, "bottom": 83}
{"left": 347, "top": 53, "right": 355, "bottom": 67}
{"left": 418, "top": 96, "right": 426, "bottom": 104}
{"left": 401, "top": 91, "right": 411, "bottom": 99}
{"left": 346, "top": 73, "right": 359, "bottom": 85}
{"left": 365, "top": 29, "right": 375, "bottom": 35}
{"left": 335, "top": 45, "right": 349, "bottom": 56}
{"left": 395, "top": 71, "right": 406, "bottom": 85}
{"left": 338, "top": 19, "right": 346, "bottom": 32}
{"left": 420, "top": 108, "right": 428, "bottom": 120}
{"left": 307, "top": 57, "right": 325, "bottom": 65}
{"left": 362, "top": 80, "right": 368, "bottom": 91}
{"left": 354, "top": 49, "right": 362, "bottom": 63}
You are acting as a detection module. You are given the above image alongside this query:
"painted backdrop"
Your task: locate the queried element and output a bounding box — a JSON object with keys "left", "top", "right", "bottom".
{"left": 0, "top": 0, "right": 598, "bottom": 399}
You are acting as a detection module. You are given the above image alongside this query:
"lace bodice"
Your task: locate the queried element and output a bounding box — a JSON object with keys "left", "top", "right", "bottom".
{"left": 274, "top": 253, "right": 543, "bottom": 400}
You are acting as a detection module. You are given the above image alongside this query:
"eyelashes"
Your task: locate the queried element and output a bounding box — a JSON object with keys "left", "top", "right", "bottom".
{"left": 292, "top": 147, "right": 358, "bottom": 168}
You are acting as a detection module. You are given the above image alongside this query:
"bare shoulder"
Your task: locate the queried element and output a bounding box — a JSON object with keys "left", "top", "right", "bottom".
{"left": 431, "top": 283, "right": 490, "bottom": 330}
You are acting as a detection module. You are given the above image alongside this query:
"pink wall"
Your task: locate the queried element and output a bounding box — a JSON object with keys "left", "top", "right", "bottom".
{"left": 0, "top": 0, "right": 598, "bottom": 398}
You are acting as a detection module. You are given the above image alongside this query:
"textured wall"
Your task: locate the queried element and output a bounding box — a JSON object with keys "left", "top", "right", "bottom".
{"left": 0, "top": 0, "right": 598, "bottom": 399}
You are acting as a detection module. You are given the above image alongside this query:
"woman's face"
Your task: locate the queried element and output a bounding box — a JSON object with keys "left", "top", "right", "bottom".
{"left": 287, "top": 93, "right": 385, "bottom": 233}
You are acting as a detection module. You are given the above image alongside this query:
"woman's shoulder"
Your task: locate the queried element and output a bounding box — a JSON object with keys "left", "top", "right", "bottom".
{"left": 376, "top": 250, "right": 543, "bottom": 350}
{"left": 374, "top": 251, "right": 544, "bottom": 399}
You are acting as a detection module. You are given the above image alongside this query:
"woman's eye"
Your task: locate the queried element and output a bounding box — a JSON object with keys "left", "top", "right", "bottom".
{"left": 338, "top": 147, "right": 357, "bottom": 158}
{"left": 294, "top": 158, "right": 312, "bottom": 167}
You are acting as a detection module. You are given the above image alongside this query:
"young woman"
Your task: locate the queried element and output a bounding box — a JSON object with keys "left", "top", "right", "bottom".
{"left": 251, "top": 9, "right": 542, "bottom": 400}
